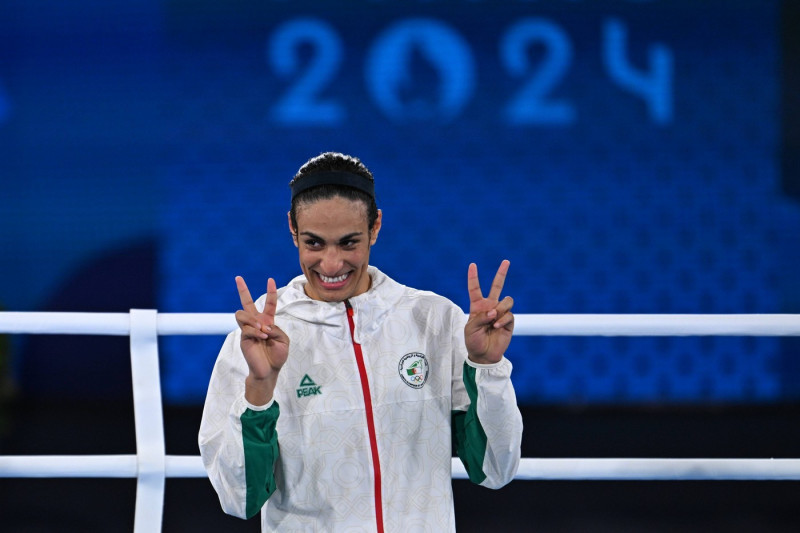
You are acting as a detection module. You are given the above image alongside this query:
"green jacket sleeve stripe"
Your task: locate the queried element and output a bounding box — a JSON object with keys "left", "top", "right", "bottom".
{"left": 451, "top": 362, "right": 488, "bottom": 485}
{"left": 241, "top": 402, "right": 280, "bottom": 518}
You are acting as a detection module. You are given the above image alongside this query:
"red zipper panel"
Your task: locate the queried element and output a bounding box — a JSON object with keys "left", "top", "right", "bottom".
{"left": 345, "top": 301, "right": 384, "bottom": 533}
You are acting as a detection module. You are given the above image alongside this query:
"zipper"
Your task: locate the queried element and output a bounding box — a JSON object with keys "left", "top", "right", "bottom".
{"left": 344, "top": 300, "right": 384, "bottom": 533}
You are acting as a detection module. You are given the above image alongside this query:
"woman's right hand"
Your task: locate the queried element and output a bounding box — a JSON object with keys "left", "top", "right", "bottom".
{"left": 235, "top": 276, "right": 289, "bottom": 404}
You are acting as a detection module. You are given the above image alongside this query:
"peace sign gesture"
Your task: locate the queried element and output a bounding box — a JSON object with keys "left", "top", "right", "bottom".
{"left": 464, "top": 260, "right": 515, "bottom": 365}
{"left": 235, "top": 276, "right": 290, "bottom": 405}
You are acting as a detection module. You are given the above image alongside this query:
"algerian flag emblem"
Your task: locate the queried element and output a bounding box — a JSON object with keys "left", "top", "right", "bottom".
{"left": 407, "top": 360, "right": 423, "bottom": 375}
{"left": 398, "top": 353, "right": 429, "bottom": 389}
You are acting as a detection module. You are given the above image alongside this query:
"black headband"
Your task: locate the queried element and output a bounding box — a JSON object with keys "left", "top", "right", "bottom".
{"left": 290, "top": 171, "right": 375, "bottom": 201}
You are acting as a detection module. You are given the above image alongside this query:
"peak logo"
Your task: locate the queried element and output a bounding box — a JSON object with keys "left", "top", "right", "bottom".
{"left": 296, "top": 374, "right": 322, "bottom": 398}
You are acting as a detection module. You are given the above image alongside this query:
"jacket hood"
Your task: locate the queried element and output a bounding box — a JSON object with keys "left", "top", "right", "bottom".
{"left": 255, "top": 266, "right": 407, "bottom": 343}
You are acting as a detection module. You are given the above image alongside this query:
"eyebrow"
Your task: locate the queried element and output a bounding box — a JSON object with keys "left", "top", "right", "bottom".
{"left": 300, "top": 231, "right": 363, "bottom": 243}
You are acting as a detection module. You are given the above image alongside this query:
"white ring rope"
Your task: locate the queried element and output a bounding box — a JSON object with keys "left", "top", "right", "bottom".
{"left": 0, "top": 455, "right": 198, "bottom": 478}
{"left": 2, "top": 311, "right": 800, "bottom": 531}
{"left": 1, "top": 312, "right": 799, "bottom": 336}
{"left": 4, "top": 456, "right": 800, "bottom": 481}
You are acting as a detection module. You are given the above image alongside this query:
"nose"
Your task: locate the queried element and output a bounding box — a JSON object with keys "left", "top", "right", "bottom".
{"left": 320, "top": 246, "right": 343, "bottom": 274}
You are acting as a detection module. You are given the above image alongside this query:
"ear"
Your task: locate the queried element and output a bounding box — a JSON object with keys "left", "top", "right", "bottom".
{"left": 369, "top": 209, "right": 382, "bottom": 246}
{"left": 288, "top": 211, "right": 299, "bottom": 248}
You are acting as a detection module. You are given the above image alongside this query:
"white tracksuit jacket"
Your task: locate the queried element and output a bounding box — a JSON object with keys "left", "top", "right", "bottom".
{"left": 199, "top": 267, "right": 523, "bottom": 532}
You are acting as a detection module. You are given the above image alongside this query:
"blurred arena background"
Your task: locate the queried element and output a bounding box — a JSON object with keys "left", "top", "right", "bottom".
{"left": 1, "top": 0, "right": 800, "bottom": 530}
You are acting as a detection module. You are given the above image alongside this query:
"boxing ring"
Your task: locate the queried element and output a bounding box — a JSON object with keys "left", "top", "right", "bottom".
{"left": 1, "top": 311, "right": 800, "bottom": 532}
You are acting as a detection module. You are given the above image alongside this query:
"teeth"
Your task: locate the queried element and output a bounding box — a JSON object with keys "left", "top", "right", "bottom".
{"left": 320, "top": 273, "right": 348, "bottom": 283}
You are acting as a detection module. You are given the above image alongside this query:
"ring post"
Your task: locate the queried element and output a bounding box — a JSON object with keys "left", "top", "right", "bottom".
{"left": 129, "top": 309, "right": 166, "bottom": 533}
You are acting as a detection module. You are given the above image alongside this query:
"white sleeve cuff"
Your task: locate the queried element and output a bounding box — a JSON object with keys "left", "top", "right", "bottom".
{"left": 243, "top": 396, "right": 275, "bottom": 411}
{"left": 466, "top": 356, "right": 510, "bottom": 370}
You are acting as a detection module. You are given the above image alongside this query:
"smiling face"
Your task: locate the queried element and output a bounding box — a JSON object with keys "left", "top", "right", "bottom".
{"left": 289, "top": 195, "right": 382, "bottom": 302}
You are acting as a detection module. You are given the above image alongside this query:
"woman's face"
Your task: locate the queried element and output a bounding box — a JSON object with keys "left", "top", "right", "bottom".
{"left": 290, "top": 196, "right": 382, "bottom": 302}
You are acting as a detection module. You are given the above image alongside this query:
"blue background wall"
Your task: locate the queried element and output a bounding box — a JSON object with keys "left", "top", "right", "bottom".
{"left": 2, "top": 0, "right": 799, "bottom": 406}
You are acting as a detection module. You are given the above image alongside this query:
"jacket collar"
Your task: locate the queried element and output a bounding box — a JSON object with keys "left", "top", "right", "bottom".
{"left": 261, "top": 266, "right": 406, "bottom": 341}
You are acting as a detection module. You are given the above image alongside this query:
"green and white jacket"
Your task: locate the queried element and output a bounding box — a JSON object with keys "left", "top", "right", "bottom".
{"left": 199, "top": 267, "right": 523, "bottom": 532}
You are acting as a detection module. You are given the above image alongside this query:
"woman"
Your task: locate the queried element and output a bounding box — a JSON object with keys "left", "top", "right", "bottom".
{"left": 199, "top": 152, "right": 523, "bottom": 532}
